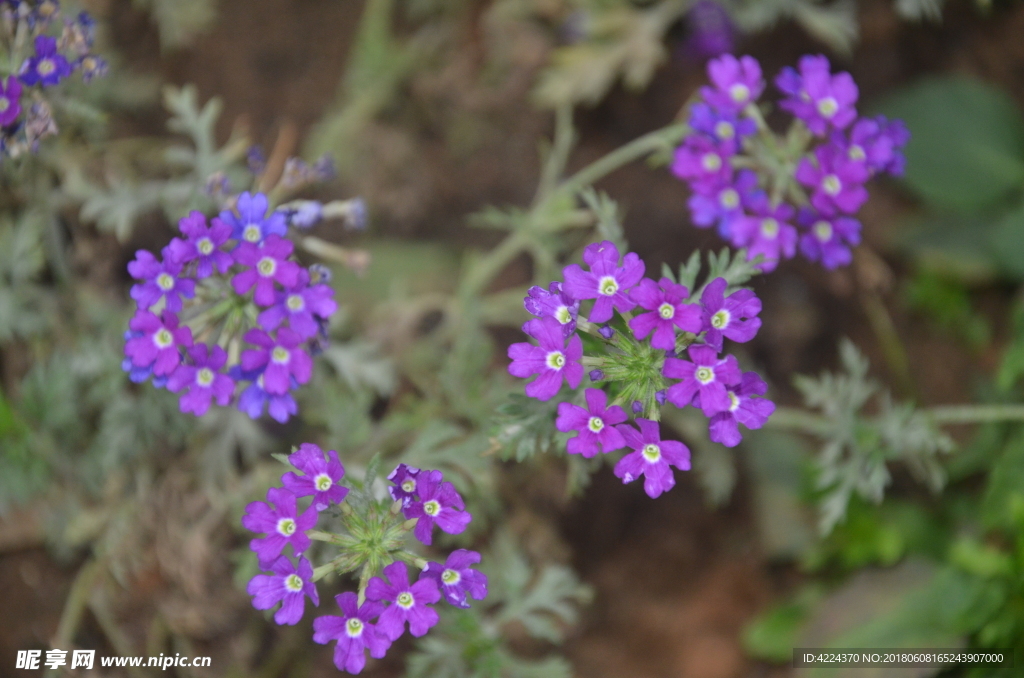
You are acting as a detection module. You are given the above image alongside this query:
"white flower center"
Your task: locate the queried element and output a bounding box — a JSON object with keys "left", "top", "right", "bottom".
{"left": 156, "top": 272, "right": 175, "bottom": 291}
{"left": 154, "top": 328, "right": 174, "bottom": 349}
{"left": 441, "top": 568, "right": 461, "bottom": 585}
{"left": 546, "top": 350, "right": 566, "bottom": 370}
{"left": 423, "top": 499, "right": 441, "bottom": 516}
{"left": 286, "top": 294, "right": 304, "bottom": 311}
{"left": 555, "top": 305, "right": 572, "bottom": 324}
{"left": 696, "top": 366, "right": 715, "bottom": 384}
{"left": 719, "top": 188, "right": 739, "bottom": 209}
{"left": 397, "top": 592, "right": 415, "bottom": 609}
{"left": 587, "top": 416, "right": 604, "bottom": 433}
{"left": 642, "top": 444, "right": 661, "bottom": 462}
{"left": 345, "top": 618, "right": 364, "bottom": 638}
{"left": 284, "top": 574, "right": 304, "bottom": 592}
{"left": 38, "top": 59, "right": 55, "bottom": 76}
{"left": 401, "top": 479, "right": 416, "bottom": 493}
{"left": 701, "top": 153, "right": 722, "bottom": 172}
{"left": 196, "top": 367, "right": 215, "bottom": 387}
{"left": 711, "top": 309, "right": 730, "bottom": 329}
{"left": 849, "top": 145, "right": 866, "bottom": 162}
{"left": 598, "top": 276, "right": 619, "bottom": 296}
{"left": 714, "top": 120, "right": 734, "bottom": 140}
{"left": 728, "top": 391, "right": 741, "bottom": 412}
{"left": 729, "top": 83, "right": 750, "bottom": 104}
{"left": 197, "top": 238, "right": 214, "bottom": 255}
{"left": 814, "top": 220, "right": 833, "bottom": 242}
{"left": 277, "top": 517, "right": 296, "bottom": 536}
{"left": 760, "top": 218, "right": 779, "bottom": 238}
{"left": 817, "top": 97, "right": 839, "bottom": 118}
{"left": 822, "top": 174, "right": 842, "bottom": 196}
{"left": 314, "top": 473, "right": 333, "bottom": 492}
{"left": 658, "top": 302, "right": 675, "bottom": 319}
{"left": 257, "top": 257, "right": 277, "bottom": 277}
{"left": 243, "top": 224, "right": 262, "bottom": 242}
{"left": 271, "top": 346, "right": 290, "bottom": 364}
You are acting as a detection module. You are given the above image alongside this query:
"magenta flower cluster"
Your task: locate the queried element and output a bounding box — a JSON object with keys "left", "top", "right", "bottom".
{"left": 122, "top": 192, "right": 337, "bottom": 421}
{"left": 672, "top": 54, "right": 909, "bottom": 270}
{"left": 508, "top": 241, "right": 775, "bottom": 497}
{"left": 242, "top": 446, "right": 486, "bottom": 675}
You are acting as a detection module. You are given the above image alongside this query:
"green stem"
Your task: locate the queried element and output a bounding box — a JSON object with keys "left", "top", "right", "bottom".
{"left": 928, "top": 404, "right": 1024, "bottom": 425}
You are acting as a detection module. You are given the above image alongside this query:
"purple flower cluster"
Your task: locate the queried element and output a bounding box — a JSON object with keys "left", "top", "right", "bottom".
{"left": 242, "top": 446, "right": 487, "bottom": 675}
{"left": 509, "top": 241, "right": 775, "bottom": 497}
{"left": 122, "top": 193, "right": 337, "bottom": 421}
{"left": 672, "top": 54, "right": 909, "bottom": 271}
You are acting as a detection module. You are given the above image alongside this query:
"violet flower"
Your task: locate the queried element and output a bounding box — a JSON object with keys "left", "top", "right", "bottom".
{"left": 688, "top": 169, "right": 762, "bottom": 238}
{"left": 682, "top": 0, "right": 735, "bottom": 60}
{"left": 701, "top": 371, "right": 775, "bottom": 447}
{"left": 257, "top": 270, "right": 337, "bottom": 339}
{"left": 387, "top": 464, "right": 421, "bottom": 507}
{"left": 688, "top": 102, "right": 755, "bottom": 155}
{"left": 282, "top": 443, "right": 348, "bottom": 511}
{"left": 613, "top": 419, "right": 691, "bottom": 499}
{"left": 628, "top": 277, "right": 703, "bottom": 350}
{"left": 795, "top": 142, "right": 869, "bottom": 215}
{"left": 562, "top": 240, "right": 645, "bottom": 323}
{"left": 671, "top": 134, "right": 734, "bottom": 192}
{"left": 555, "top": 388, "right": 628, "bottom": 458}
{"left": 727, "top": 200, "right": 798, "bottom": 272}
{"left": 523, "top": 281, "right": 580, "bottom": 337}
{"left": 312, "top": 592, "right": 390, "bottom": 675}
{"left": 797, "top": 209, "right": 861, "bottom": 270}
{"left": 700, "top": 53, "right": 764, "bottom": 113}
{"left": 231, "top": 364, "right": 299, "bottom": 423}
{"left": 698, "top": 277, "right": 762, "bottom": 351}
{"left": 422, "top": 550, "right": 488, "bottom": 609}
{"left": 124, "top": 310, "right": 192, "bottom": 377}
{"left": 664, "top": 344, "right": 742, "bottom": 416}
{"left": 242, "top": 487, "right": 318, "bottom": 567}
{"left": 128, "top": 249, "right": 195, "bottom": 312}
{"left": 247, "top": 555, "right": 319, "bottom": 626}
{"left": 166, "top": 211, "right": 233, "bottom": 278}
{"left": 167, "top": 343, "right": 234, "bottom": 416}
{"left": 507, "top": 316, "right": 584, "bottom": 401}
{"left": 232, "top": 235, "right": 302, "bottom": 306}
{"left": 240, "top": 327, "right": 312, "bottom": 395}
{"left": 403, "top": 470, "right": 471, "bottom": 546}
{"left": 778, "top": 55, "right": 858, "bottom": 135}
{"left": 19, "top": 36, "right": 71, "bottom": 87}
{"left": 366, "top": 561, "right": 441, "bottom": 640}
{"left": 0, "top": 76, "right": 21, "bottom": 126}
{"left": 220, "top": 191, "right": 287, "bottom": 244}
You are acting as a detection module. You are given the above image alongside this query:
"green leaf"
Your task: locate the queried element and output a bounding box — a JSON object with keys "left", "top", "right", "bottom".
{"left": 878, "top": 76, "right": 1024, "bottom": 211}
{"left": 988, "top": 202, "right": 1024, "bottom": 279}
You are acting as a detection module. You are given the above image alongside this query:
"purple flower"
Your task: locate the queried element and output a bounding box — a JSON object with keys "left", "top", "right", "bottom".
{"left": 78, "top": 54, "right": 107, "bottom": 82}
{"left": 613, "top": 419, "right": 691, "bottom": 499}
{"left": 840, "top": 115, "right": 910, "bottom": 177}
{"left": 240, "top": 328, "right": 312, "bottom": 395}
{"left": 124, "top": 310, "right": 192, "bottom": 376}
{"left": 422, "top": 550, "right": 488, "bottom": 609}
{"left": 700, "top": 54, "right": 764, "bottom": 113}
{"left": 166, "top": 212, "right": 233, "bottom": 278}
{"left": 562, "top": 240, "right": 645, "bottom": 323}
{"left": 127, "top": 249, "right": 195, "bottom": 312}
{"left": 703, "top": 371, "right": 775, "bottom": 447}
{"left": 727, "top": 200, "right": 798, "bottom": 272}
{"left": 257, "top": 270, "right": 337, "bottom": 339}
{"left": 699, "top": 277, "right": 762, "bottom": 351}
{"left": 247, "top": 555, "right": 319, "bottom": 626}
{"left": 232, "top": 364, "right": 299, "bottom": 423}
{"left": 0, "top": 77, "right": 21, "bottom": 126}
{"left": 167, "top": 343, "right": 234, "bottom": 416}
{"left": 796, "top": 143, "right": 869, "bottom": 215}
{"left": 688, "top": 169, "right": 762, "bottom": 238}
{"left": 19, "top": 36, "right": 71, "bottom": 87}
{"left": 403, "top": 470, "right": 471, "bottom": 546}
{"left": 507, "top": 316, "right": 584, "bottom": 401}
{"left": 220, "top": 192, "right": 287, "bottom": 244}
{"left": 282, "top": 443, "right": 348, "bottom": 511}
{"left": 366, "top": 561, "right": 441, "bottom": 640}
{"left": 628, "top": 277, "right": 703, "bottom": 350}
{"left": 664, "top": 344, "right": 742, "bottom": 416}
{"left": 777, "top": 55, "right": 857, "bottom": 135}
{"left": 232, "top": 235, "right": 302, "bottom": 306}
{"left": 682, "top": 0, "right": 735, "bottom": 60}
{"left": 312, "top": 592, "right": 391, "bottom": 675}
{"left": 523, "top": 281, "right": 579, "bottom": 337}
{"left": 555, "top": 388, "right": 628, "bottom": 457}
{"left": 688, "top": 102, "right": 756, "bottom": 155}
{"left": 242, "top": 487, "right": 318, "bottom": 567}
{"left": 672, "top": 134, "right": 734, "bottom": 192}
{"left": 797, "top": 208, "right": 861, "bottom": 269}
{"left": 387, "top": 464, "right": 421, "bottom": 506}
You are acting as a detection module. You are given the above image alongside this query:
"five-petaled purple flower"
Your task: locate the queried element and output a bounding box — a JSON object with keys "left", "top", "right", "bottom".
{"left": 403, "top": 470, "right": 471, "bottom": 546}
{"left": 422, "top": 549, "right": 488, "bottom": 609}
{"left": 701, "top": 371, "right": 775, "bottom": 447}
{"left": 556, "top": 388, "right": 628, "bottom": 457}
{"left": 628, "top": 277, "right": 703, "bottom": 350}
{"left": 220, "top": 192, "right": 288, "bottom": 244}
{"left": 687, "top": 101, "right": 755, "bottom": 156}
{"left": 795, "top": 143, "right": 869, "bottom": 215}
{"left": 524, "top": 281, "right": 580, "bottom": 337}
{"left": 19, "top": 36, "right": 71, "bottom": 87}
{"left": 366, "top": 561, "right": 441, "bottom": 640}
{"left": 166, "top": 211, "right": 233, "bottom": 278}
{"left": 507, "top": 316, "right": 584, "bottom": 401}
{"left": 242, "top": 487, "right": 318, "bottom": 567}
{"left": 664, "top": 344, "right": 742, "bottom": 416}
{"left": 247, "top": 555, "right": 319, "bottom": 625}
{"left": 387, "top": 464, "right": 421, "bottom": 507}
{"left": 0, "top": 77, "right": 21, "bottom": 126}
{"left": 124, "top": 310, "right": 192, "bottom": 376}
{"left": 777, "top": 54, "right": 858, "bottom": 136}
{"left": 688, "top": 169, "right": 761, "bottom": 238}
{"left": 257, "top": 270, "right": 337, "bottom": 339}
{"left": 672, "top": 134, "right": 734, "bottom": 192}
{"left": 232, "top": 235, "right": 302, "bottom": 306}
{"left": 128, "top": 249, "right": 195, "bottom": 312}
{"left": 563, "top": 240, "right": 644, "bottom": 323}
{"left": 312, "top": 592, "right": 391, "bottom": 675}
{"left": 727, "top": 199, "right": 798, "bottom": 272}
{"left": 699, "top": 277, "right": 762, "bottom": 352}
{"left": 613, "top": 419, "right": 691, "bottom": 499}
{"left": 231, "top": 364, "right": 299, "bottom": 423}
{"left": 797, "top": 209, "right": 862, "bottom": 270}
{"left": 282, "top": 443, "right": 348, "bottom": 511}
{"left": 700, "top": 53, "right": 764, "bottom": 113}
{"left": 167, "top": 343, "right": 234, "bottom": 416}
{"left": 240, "top": 328, "right": 313, "bottom": 395}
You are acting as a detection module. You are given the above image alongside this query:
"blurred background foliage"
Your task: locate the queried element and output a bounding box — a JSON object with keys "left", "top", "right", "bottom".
{"left": 4, "top": 0, "right": 1024, "bottom": 677}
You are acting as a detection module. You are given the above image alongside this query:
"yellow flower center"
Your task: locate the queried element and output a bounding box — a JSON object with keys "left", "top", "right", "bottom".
{"left": 642, "top": 444, "right": 661, "bottom": 462}
{"left": 822, "top": 174, "right": 842, "bottom": 196}
{"left": 587, "top": 416, "right": 604, "bottom": 433}
{"left": 817, "top": 97, "right": 839, "bottom": 118}
{"left": 315, "top": 473, "right": 333, "bottom": 492}
{"left": 284, "top": 574, "right": 303, "bottom": 592}
{"left": 277, "top": 518, "right": 296, "bottom": 536}
{"left": 546, "top": 351, "right": 566, "bottom": 370}
{"left": 599, "top": 276, "right": 619, "bottom": 296}
{"left": 701, "top": 153, "right": 722, "bottom": 172}
{"left": 696, "top": 366, "right": 715, "bottom": 384}
{"left": 271, "top": 347, "right": 290, "bottom": 364}
{"left": 711, "top": 309, "right": 730, "bottom": 329}
{"left": 814, "top": 220, "right": 834, "bottom": 242}
{"left": 196, "top": 368, "right": 214, "bottom": 387}
{"left": 760, "top": 218, "right": 779, "bottom": 238}
{"left": 729, "top": 83, "right": 750, "bottom": 104}
{"left": 714, "top": 121, "right": 735, "bottom": 140}
{"left": 197, "top": 238, "right": 214, "bottom": 255}
{"left": 154, "top": 329, "right": 173, "bottom": 349}
{"left": 719, "top": 188, "right": 739, "bottom": 209}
